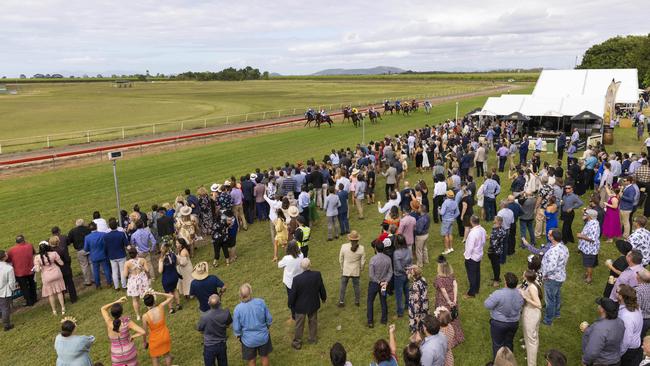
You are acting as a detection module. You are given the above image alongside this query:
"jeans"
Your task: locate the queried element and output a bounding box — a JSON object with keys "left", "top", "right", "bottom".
{"left": 520, "top": 219, "right": 535, "bottom": 246}
{"left": 335, "top": 212, "right": 346, "bottom": 237}
{"left": 476, "top": 161, "right": 485, "bottom": 177}
{"left": 484, "top": 197, "right": 496, "bottom": 221}
{"left": 465, "top": 259, "right": 481, "bottom": 296}
{"left": 432, "top": 195, "right": 444, "bottom": 223}
{"left": 203, "top": 342, "right": 228, "bottom": 366}
{"left": 92, "top": 260, "right": 113, "bottom": 288}
{"left": 367, "top": 281, "right": 387, "bottom": 324}
{"left": 255, "top": 202, "right": 268, "bottom": 221}
{"left": 489, "top": 319, "right": 519, "bottom": 360}
{"left": 543, "top": 279, "right": 563, "bottom": 324}
{"left": 339, "top": 276, "right": 360, "bottom": 304}
{"left": 110, "top": 258, "right": 127, "bottom": 289}
{"left": 243, "top": 199, "right": 254, "bottom": 224}
{"left": 498, "top": 156, "right": 506, "bottom": 172}
{"left": 0, "top": 297, "right": 12, "bottom": 328}
{"left": 394, "top": 275, "right": 409, "bottom": 316}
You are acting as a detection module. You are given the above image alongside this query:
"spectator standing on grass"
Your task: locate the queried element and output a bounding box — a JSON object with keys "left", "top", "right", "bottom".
{"left": 610, "top": 249, "right": 644, "bottom": 302}
{"left": 103, "top": 218, "right": 129, "bottom": 291}
{"left": 637, "top": 269, "right": 650, "bottom": 338}
{"left": 628, "top": 216, "right": 650, "bottom": 266}
{"left": 617, "top": 284, "right": 643, "bottom": 365}
{"left": 463, "top": 215, "right": 486, "bottom": 299}
{"left": 560, "top": 184, "right": 583, "bottom": 244}
{"left": 124, "top": 247, "right": 150, "bottom": 321}
{"left": 577, "top": 209, "right": 600, "bottom": 285}
{"left": 324, "top": 187, "right": 341, "bottom": 241}
{"left": 336, "top": 184, "right": 349, "bottom": 235}
{"left": 581, "top": 297, "right": 624, "bottom": 366}
{"left": 419, "top": 314, "right": 448, "bottom": 366}
{"left": 289, "top": 258, "right": 327, "bottom": 350}
{"left": 49, "top": 228, "right": 77, "bottom": 303}
{"left": 190, "top": 262, "right": 226, "bottom": 314}
{"left": 540, "top": 229, "right": 568, "bottom": 326}
{"left": 7, "top": 235, "right": 37, "bottom": 306}
{"left": 130, "top": 220, "right": 157, "bottom": 280}
{"left": 156, "top": 207, "right": 175, "bottom": 238}
{"left": 0, "top": 250, "right": 15, "bottom": 331}
{"left": 414, "top": 205, "right": 431, "bottom": 267}
{"left": 84, "top": 222, "right": 112, "bottom": 289}
{"left": 440, "top": 190, "right": 459, "bottom": 255}
{"left": 55, "top": 319, "right": 95, "bottom": 366}
{"left": 487, "top": 216, "right": 508, "bottom": 288}
{"left": 35, "top": 241, "right": 67, "bottom": 315}
{"left": 338, "top": 231, "right": 365, "bottom": 307}
{"left": 367, "top": 241, "right": 393, "bottom": 328}
{"left": 233, "top": 283, "right": 273, "bottom": 366}
{"left": 93, "top": 211, "right": 110, "bottom": 233}
{"left": 278, "top": 241, "right": 304, "bottom": 319}
{"left": 68, "top": 219, "right": 93, "bottom": 287}
{"left": 484, "top": 272, "right": 524, "bottom": 360}
{"left": 197, "top": 294, "right": 232, "bottom": 366}
{"left": 393, "top": 235, "right": 412, "bottom": 318}
{"left": 519, "top": 270, "right": 542, "bottom": 366}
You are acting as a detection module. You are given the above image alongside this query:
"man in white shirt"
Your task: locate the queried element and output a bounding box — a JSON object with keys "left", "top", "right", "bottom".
{"left": 535, "top": 136, "right": 543, "bottom": 152}
{"left": 330, "top": 149, "right": 340, "bottom": 166}
{"left": 0, "top": 250, "right": 15, "bottom": 331}
{"left": 571, "top": 128, "right": 580, "bottom": 144}
{"left": 377, "top": 192, "right": 402, "bottom": 220}
{"left": 464, "top": 215, "right": 487, "bottom": 299}
{"left": 407, "top": 134, "right": 416, "bottom": 157}
{"left": 92, "top": 211, "right": 110, "bottom": 233}
{"left": 336, "top": 173, "right": 351, "bottom": 192}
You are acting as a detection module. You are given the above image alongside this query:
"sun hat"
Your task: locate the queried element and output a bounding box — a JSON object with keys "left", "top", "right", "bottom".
{"left": 347, "top": 230, "right": 360, "bottom": 241}
{"left": 210, "top": 183, "right": 221, "bottom": 192}
{"left": 584, "top": 209, "right": 598, "bottom": 220}
{"left": 382, "top": 238, "right": 392, "bottom": 248}
{"left": 351, "top": 168, "right": 360, "bottom": 176}
{"left": 223, "top": 180, "right": 231, "bottom": 186}
{"left": 288, "top": 206, "right": 299, "bottom": 218}
{"left": 250, "top": 173, "right": 258, "bottom": 180}
{"left": 192, "top": 262, "right": 210, "bottom": 281}
{"left": 179, "top": 206, "right": 192, "bottom": 216}
{"left": 446, "top": 190, "right": 455, "bottom": 199}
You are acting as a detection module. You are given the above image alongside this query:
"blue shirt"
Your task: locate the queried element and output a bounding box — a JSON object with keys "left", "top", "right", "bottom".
{"left": 440, "top": 198, "right": 459, "bottom": 221}
{"left": 103, "top": 230, "right": 128, "bottom": 260}
{"left": 585, "top": 156, "right": 598, "bottom": 170}
{"left": 233, "top": 298, "right": 273, "bottom": 348}
{"left": 483, "top": 179, "right": 501, "bottom": 199}
{"left": 419, "top": 333, "right": 448, "bottom": 366}
{"left": 190, "top": 275, "right": 225, "bottom": 312}
{"left": 83, "top": 231, "right": 106, "bottom": 262}
{"left": 484, "top": 288, "right": 524, "bottom": 322}
{"left": 130, "top": 228, "right": 157, "bottom": 253}
{"left": 187, "top": 194, "right": 200, "bottom": 215}
{"left": 415, "top": 214, "right": 431, "bottom": 236}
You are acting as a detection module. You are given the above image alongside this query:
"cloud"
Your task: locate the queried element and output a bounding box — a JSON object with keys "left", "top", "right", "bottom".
{"left": 0, "top": 0, "right": 646, "bottom": 76}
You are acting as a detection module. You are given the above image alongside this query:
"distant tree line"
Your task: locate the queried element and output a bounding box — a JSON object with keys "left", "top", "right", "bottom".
{"left": 578, "top": 34, "right": 650, "bottom": 87}
{"left": 174, "top": 66, "right": 269, "bottom": 81}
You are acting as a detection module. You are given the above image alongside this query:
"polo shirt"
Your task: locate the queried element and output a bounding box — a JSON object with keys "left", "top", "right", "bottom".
{"left": 7, "top": 242, "right": 35, "bottom": 277}
{"left": 197, "top": 306, "right": 233, "bottom": 346}
{"left": 190, "top": 275, "right": 226, "bottom": 312}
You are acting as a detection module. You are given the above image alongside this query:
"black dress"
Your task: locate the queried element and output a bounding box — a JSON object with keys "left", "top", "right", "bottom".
{"left": 420, "top": 189, "right": 430, "bottom": 212}
{"left": 461, "top": 195, "right": 475, "bottom": 227}
{"left": 574, "top": 168, "right": 587, "bottom": 196}
{"left": 603, "top": 255, "right": 628, "bottom": 298}
{"left": 415, "top": 150, "right": 423, "bottom": 168}
{"left": 161, "top": 253, "right": 179, "bottom": 293}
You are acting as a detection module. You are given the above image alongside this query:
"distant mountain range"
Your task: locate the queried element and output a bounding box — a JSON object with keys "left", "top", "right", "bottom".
{"left": 311, "top": 66, "right": 405, "bottom": 76}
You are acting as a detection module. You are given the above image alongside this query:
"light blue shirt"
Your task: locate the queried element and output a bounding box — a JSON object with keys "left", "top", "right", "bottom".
{"left": 484, "top": 288, "right": 524, "bottom": 323}
{"left": 130, "top": 228, "right": 156, "bottom": 253}
{"left": 440, "top": 198, "right": 459, "bottom": 222}
{"left": 419, "top": 333, "right": 448, "bottom": 366}
{"left": 55, "top": 334, "right": 95, "bottom": 366}
{"left": 483, "top": 179, "right": 501, "bottom": 199}
{"left": 233, "top": 298, "right": 273, "bottom": 348}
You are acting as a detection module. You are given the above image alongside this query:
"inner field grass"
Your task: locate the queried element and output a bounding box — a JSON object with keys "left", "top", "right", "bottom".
{"left": 0, "top": 90, "right": 636, "bottom": 365}
{"left": 0, "top": 79, "right": 497, "bottom": 141}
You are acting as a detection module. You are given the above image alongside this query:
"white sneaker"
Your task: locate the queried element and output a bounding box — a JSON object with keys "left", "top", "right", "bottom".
{"left": 448, "top": 248, "right": 455, "bottom": 253}
{"left": 442, "top": 249, "right": 450, "bottom": 255}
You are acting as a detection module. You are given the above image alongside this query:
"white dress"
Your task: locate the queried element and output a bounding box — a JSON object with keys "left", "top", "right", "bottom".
{"left": 422, "top": 144, "right": 430, "bottom": 168}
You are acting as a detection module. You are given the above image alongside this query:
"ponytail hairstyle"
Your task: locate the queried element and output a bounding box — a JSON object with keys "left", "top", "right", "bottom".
{"left": 110, "top": 303, "right": 124, "bottom": 332}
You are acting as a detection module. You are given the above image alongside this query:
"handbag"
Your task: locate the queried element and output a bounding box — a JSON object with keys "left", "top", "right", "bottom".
{"left": 450, "top": 305, "right": 459, "bottom": 320}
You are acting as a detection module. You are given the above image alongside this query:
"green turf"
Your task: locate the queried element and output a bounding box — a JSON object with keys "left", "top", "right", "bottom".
{"left": 0, "top": 90, "right": 638, "bottom": 365}
{"left": 0, "top": 79, "right": 500, "bottom": 153}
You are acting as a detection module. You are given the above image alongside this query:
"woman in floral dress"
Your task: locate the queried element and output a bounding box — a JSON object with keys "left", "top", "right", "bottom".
{"left": 435, "top": 307, "right": 456, "bottom": 366}
{"left": 197, "top": 186, "right": 214, "bottom": 236}
{"left": 433, "top": 256, "right": 465, "bottom": 346}
{"left": 124, "top": 247, "right": 150, "bottom": 321}
{"left": 407, "top": 265, "right": 428, "bottom": 334}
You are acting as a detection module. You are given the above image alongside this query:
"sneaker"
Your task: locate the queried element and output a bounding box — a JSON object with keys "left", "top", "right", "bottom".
{"left": 448, "top": 248, "right": 454, "bottom": 253}
{"left": 337, "top": 302, "right": 344, "bottom": 308}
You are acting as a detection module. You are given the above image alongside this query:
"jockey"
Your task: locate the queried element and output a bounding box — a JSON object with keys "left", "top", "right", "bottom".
{"left": 395, "top": 100, "right": 401, "bottom": 107}
{"left": 369, "top": 106, "right": 375, "bottom": 114}
{"left": 351, "top": 107, "right": 358, "bottom": 114}
{"left": 306, "top": 108, "right": 315, "bottom": 117}
{"left": 320, "top": 109, "right": 327, "bottom": 117}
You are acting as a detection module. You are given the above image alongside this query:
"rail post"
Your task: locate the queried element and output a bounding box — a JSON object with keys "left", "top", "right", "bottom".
{"left": 245, "top": 114, "right": 249, "bottom": 122}
{"left": 86, "top": 131, "right": 90, "bottom": 143}
{"left": 122, "top": 128, "right": 125, "bottom": 139}
{"left": 47, "top": 136, "right": 50, "bottom": 148}
{"left": 204, "top": 119, "right": 207, "bottom": 128}
{"left": 153, "top": 124, "right": 156, "bottom": 135}
{"left": 293, "top": 108, "right": 296, "bottom": 115}
{"left": 263, "top": 112, "right": 266, "bottom": 119}
{"left": 226, "top": 116, "right": 229, "bottom": 124}
{"left": 0, "top": 142, "right": 2, "bottom": 154}
{"left": 181, "top": 121, "right": 184, "bottom": 131}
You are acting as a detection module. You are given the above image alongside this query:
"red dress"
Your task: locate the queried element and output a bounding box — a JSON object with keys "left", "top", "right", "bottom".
{"left": 434, "top": 275, "right": 465, "bottom": 347}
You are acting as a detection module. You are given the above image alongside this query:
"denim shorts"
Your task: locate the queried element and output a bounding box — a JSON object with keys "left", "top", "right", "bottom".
{"left": 441, "top": 220, "right": 454, "bottom": 235}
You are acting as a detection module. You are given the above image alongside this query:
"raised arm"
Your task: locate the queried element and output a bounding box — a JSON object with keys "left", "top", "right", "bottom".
{"left": 156, "top": 291, "right": 174, "bottom": 309}
{"left": 388, "top": 324, "right": 397, "bottom": 356}
{"left": 100, "top": 297, "right": 128, "bottom": 326}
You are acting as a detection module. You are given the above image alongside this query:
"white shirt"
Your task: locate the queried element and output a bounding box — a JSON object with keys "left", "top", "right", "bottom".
{"left": 378, "top": 195, "right": 402, "bottom": 218}
{"left": 407, "top": 135, "right": 416, "bottom": 149}
{"left": 535, "top": 138, "right": 543, "bottom": 150}
{"left": 93, "top": 218, "right": 110, "bottom": 233}
{"left": 645, "top": 137, "right": 650, "bottom": 147}
{"left": 263, "top": 195, "right": 282, "bottom": 222}
{"left": 0, "top": 261, "right": 16, "bottom": 298}
{"left": 571, "top": 131, "right": 579, "bottom": 143}
{"left": 278, "top": 253, "right": 304, "bottom": 289}
{"left": 433, "top": 181, "right": 447, "bottom": 197}
{"left": 330, "top": 153, "right": 340, "bottom": 165}
{"left": 336, "top": 177, "right": 351, "bottom": 192}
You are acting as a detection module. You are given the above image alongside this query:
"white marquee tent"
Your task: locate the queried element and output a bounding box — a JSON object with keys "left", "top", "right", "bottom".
{"left": 479, "top": 69, "right": 639, "bottom": 118}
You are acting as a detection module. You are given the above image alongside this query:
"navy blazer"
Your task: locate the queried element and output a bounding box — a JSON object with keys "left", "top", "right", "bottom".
{"left": 289, "top": 270, "right": 327, "bottom": 314}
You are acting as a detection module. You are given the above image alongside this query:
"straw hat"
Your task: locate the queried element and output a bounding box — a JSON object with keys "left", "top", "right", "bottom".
{"left": 446, "top": 190, "right": 455, "bottom": 199}
{"left": 347, "top": 230, "right": 360, "bottom": 241}
{"left": 288, "top": 206, "right": 299, "bottom": 218}
{"left": 192, "top": 262, "right": 210, "bottom": 281}
{"left": 210, "top": 183, "right": 221, "bottom": 192}
{"left": 351, "top": 168, "right": 360, "bottom": 176}
{"left": 250, "top": 173, "right": 258, "bottom": 180}
{"left": 179, "top": 206, "right": 192, "bottom": 216}
{"left": 223, "top": 180, "right": 232, "bottom": 186}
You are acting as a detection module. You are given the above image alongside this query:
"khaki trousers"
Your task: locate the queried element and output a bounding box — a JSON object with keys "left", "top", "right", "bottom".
{"left": 534, "top": 208, "right": 546, "bottom": 238}
{"left": 621, "top": 210, "right": 632, "bottom": 238}
{"left": 77, "top": 250, "right": 93, "bottom": 285}
{"left": 414, "top": 234, "right": 429, "bottom": 267}
{"left": 355, "top": 198, "right": 364, "bottom": 219}
{"left": 521, "top": 305, "right": 541, "bottom": 366}
{"left": 294, "top": 311, "right": 318, "bottom": 344}
{"left": 232, "top": 204, "right": 247, "bottom": 229}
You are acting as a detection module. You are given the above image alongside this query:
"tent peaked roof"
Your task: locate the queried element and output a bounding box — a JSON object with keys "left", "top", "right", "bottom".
{"left": 570, "top": 111, "right": 603, "bottom": 121}
{"left": 533, "top": 69, "right": 639, "bottom": 104}
{"left": 500, "top": 111, "right": 530, "bottom": 121}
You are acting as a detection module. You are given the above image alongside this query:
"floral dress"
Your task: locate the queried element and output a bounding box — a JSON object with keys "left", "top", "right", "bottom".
{"left": 198, "top": 195, "right": 214, "bottom": 235}
{"left": 408, "top": 277, "right": 429, "bottom": 333}
{"left": 126, "top": 259, "right": 150, "bottom": 298}
{"left": 441, "top": 325, "right": 455, "bottom": 366}
{"left": 434, "top": 275, "right": 465, "bottom": 347}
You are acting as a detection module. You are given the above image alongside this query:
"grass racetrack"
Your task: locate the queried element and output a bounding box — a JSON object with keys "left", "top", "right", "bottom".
{"left": 0, "top": 80, "right": 500, "bottom": 148}
{"left": 0, "top": 89, "right": 638, "bottom": 365}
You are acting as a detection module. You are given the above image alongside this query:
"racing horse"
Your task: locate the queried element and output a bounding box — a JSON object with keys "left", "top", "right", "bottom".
{"left": 304, "top": 110, "right": 317, "bottom": 127}
{"left": 383, "top": 102, "right": 395, "bottom": 114}
{"left": 351, "top": 112, "right": 365, "bottom": 127}
{"left": 423, "top": 101, "right": 432, "bottom": 114}
{"left": 342, "top": 107, "right": 353, "bottom": 123}
{"left": 315, "top": 112, "right": 333, "bottom": 128}
{"left": 368, "top": 110, "right": 382, "bottom": 124}
{"left": 401, "top": 103, "right": 412, "bottom": 116}
{"left": 410, "top": 100, "right": 419, "bottom": 111}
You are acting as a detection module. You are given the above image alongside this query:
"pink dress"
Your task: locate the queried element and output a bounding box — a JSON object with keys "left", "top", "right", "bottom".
{"left": 602, "top": 196, "right": 622, "bottom": 239}
{"left": 35, "top": 252, "right": 66, "bottom": 297}
{"left": 434, "top": 275, "right": 465, "bottom": 346}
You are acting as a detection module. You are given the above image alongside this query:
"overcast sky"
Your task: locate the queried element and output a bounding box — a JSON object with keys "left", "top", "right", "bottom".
{"left": 0, "top": 0, "right": 646, "bottom": 76}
